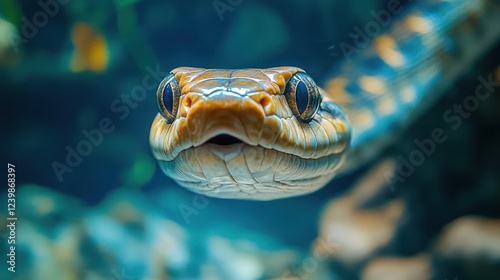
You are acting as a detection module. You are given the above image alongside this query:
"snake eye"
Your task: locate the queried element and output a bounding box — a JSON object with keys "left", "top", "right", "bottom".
{"left": 284, "top": 72, "right": 321, "bottom": 123}
{"left": 157, "top": 73, "right": 180, "bottom": 123}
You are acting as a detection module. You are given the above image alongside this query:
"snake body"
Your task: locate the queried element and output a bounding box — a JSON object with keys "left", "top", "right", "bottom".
{"left": 150, "top": 0, "right": 500, "bottom": 200}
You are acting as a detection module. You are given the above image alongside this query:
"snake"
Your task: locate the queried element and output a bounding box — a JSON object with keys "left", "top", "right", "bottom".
{"left": 150, "top": 0, "right": 500, "bottom": 200}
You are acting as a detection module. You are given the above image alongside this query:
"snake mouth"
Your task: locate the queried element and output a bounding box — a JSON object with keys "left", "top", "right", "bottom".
{"left": 206, "top": 134, "right": 244, "bottom": 146}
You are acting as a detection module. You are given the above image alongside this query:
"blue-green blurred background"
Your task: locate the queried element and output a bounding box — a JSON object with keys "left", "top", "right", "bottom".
{"left": 1, "top": 0, "right": 500, "bottom": 279}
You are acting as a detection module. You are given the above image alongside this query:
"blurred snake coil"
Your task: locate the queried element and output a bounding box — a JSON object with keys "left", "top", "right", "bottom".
{"left": 150, "top": 0, "right": 500, "bottom": 200}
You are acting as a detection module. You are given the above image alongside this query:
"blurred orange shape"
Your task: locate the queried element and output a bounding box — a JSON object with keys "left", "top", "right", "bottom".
{"left": 70, "top": 22, "right": 109, "bottom": 73}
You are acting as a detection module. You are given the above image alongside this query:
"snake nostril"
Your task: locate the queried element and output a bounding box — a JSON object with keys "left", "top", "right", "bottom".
{"left": 184, "top": 95, "right": 192, "bottom": 109}
{"left": 260, "top": 95, "right": 271, "bottom": 109}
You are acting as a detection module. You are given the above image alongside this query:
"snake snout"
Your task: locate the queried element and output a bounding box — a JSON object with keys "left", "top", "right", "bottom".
{"left": 186, "top": 92, "right": 266, "bottom": 147}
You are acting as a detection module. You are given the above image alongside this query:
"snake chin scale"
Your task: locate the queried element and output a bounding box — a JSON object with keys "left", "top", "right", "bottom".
{"left": 157, "top": 144, "right": 348, "bottom": 200}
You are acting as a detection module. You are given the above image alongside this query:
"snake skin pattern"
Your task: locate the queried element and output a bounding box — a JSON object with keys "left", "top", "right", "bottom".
{"left": 150, "top": 0, "right": 500, "bottom": 200}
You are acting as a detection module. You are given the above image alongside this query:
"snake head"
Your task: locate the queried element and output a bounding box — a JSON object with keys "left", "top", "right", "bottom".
{"left": 150, "top": 67, "right": 350, "bottom": 200}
